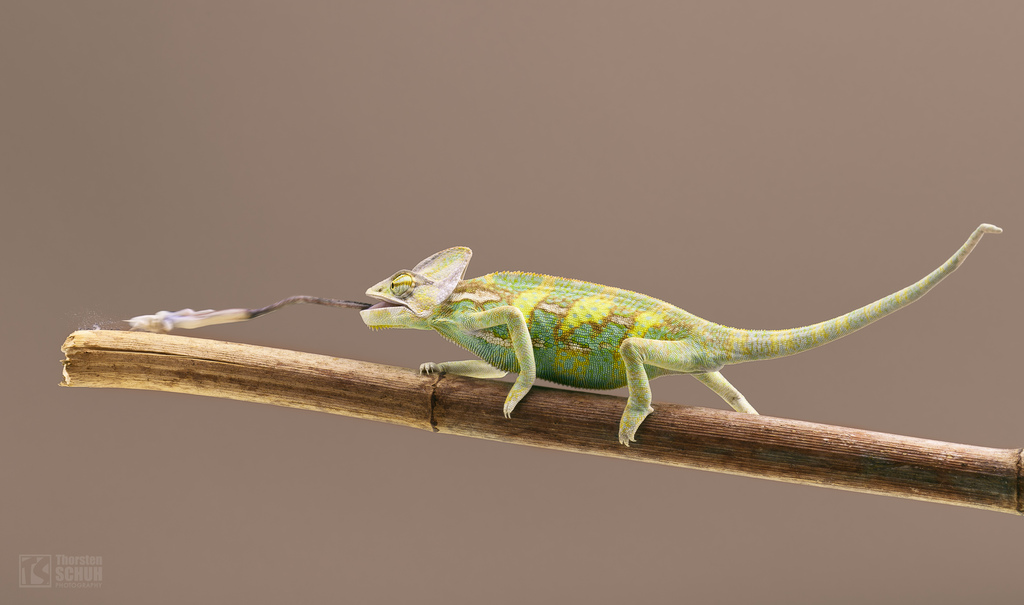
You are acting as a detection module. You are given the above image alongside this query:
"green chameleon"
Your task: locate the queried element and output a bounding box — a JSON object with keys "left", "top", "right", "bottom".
{"left": 129, "top": 224, "right": 1001, "bottom": 446}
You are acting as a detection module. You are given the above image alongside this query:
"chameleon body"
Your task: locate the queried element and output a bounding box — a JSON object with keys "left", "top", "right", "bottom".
{"left": 361, "top": 224, "right": 1001, "bottom": 445}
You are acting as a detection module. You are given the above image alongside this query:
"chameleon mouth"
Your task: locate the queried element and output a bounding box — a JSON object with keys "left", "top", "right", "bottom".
{"left": 360, "top": 299, "right": 412, "bottom": 330}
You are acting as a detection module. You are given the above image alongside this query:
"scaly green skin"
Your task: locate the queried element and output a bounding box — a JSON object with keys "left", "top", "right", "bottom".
{"left": 361, "top": 224, "right": 1001, "bottom": 446}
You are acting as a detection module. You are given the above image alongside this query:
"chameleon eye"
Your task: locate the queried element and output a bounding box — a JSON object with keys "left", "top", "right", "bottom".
{"left": 390, "top": 273, "right": 414, "bottom": 297}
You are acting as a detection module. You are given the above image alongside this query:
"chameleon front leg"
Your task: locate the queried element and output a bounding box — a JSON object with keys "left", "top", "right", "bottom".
{"left": 420, "top": 360, "right": 508, "bottom": 379}
{"left": 454, "top": 306, "right": 537, "bottom": 417}
{"left": 618, "top": 337, "right": 708, "bottom": 446}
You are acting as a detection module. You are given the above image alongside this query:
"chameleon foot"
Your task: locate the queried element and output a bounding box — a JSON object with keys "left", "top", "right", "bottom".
{"left": 502, "top": 378, "right": 534, "bottom": 418}
{"left": 618, "top": 400, "right": 654, "bottom": 446}
{"left": 420, "top": 362, "right": 443, "bottom": 375}
{"left": 503, "top": 396, "right": 519, "bottom": 418}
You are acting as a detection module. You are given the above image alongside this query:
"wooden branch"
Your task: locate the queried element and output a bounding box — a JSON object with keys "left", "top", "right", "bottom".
{"left": 60, "top": 330, "right": 1023, "bottom": 515}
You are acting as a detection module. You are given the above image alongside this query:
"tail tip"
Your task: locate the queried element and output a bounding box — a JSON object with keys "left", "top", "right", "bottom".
{"left": 980, "top": 223, "right": 1002, "bottom": 234}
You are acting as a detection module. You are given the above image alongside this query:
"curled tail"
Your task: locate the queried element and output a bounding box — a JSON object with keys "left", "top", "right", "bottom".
{"left": 724, "top": 223, "right": 1001, "bottom": 364}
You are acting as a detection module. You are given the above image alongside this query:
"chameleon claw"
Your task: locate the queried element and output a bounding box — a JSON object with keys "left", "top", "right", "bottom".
{"left": 617, "top": 400, "right": 651, "bottom": 446}
{"left": 502, "top": 398, "right": 519, "bottom": 418}
{"left": 420, "top": 362, "right": 443, "bottom": 375}
{"left": 618, "top": 427, "right": 637, "bottom": 446}
{"left": 502, "top": 380, "right": 532, "bottom": 418}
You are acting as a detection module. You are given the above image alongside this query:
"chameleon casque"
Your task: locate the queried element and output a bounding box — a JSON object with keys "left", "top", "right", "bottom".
{"left": 129, "top": 224, "right": 1001, "bottom": 446}
{"left": 359, "top": 224, "right": 1001, "bottom": 445}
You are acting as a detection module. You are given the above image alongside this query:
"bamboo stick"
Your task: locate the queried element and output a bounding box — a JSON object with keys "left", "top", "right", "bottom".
{"left": 60, "top": 330, "right": 1022, "bottom": 515}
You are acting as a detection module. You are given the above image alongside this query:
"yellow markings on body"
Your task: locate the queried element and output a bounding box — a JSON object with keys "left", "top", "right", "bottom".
{"left": 513, "top": 288, "right": 547, "bottom": 318}
{"left": 563, "top": 295, "right": 614, "bottom": 330}
{"left": 632, "top": 311, "right": 664, "bottom": 336}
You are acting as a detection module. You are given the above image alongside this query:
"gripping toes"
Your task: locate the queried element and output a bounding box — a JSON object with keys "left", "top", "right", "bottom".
{"left": 420, "top": 362, "right": 443, "bottom": 375}
{"left": 502, "top": 389, "right": 525, "bottom": 418}
{"left": 502, "top": 377, "right": 534, "bottom": 418}
{"left": 618, "top": 399, "right": 654, "bottom": 446}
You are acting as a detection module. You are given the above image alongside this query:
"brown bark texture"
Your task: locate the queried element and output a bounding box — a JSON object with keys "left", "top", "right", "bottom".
{"left": 60, "top": 330, "right": 1023, "bottom": 515}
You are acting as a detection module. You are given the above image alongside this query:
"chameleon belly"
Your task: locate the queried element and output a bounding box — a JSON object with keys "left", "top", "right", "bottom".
{"left": 429, "top": 272, "right": 699, "bottom": 390}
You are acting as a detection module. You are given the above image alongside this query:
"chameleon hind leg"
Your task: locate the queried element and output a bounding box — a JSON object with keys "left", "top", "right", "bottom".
{"left": 618, "top": 337, "right": 712, "bottom": 446}
{"left": 420, "top": 360, "right": 508, "bottom": 379}
{"left": 692, "top": 372, "right": 758, "bottom": 414}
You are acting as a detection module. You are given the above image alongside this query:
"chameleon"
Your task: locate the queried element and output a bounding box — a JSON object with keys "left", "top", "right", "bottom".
{"left": 129, "top": 223, "right": 1001, "bottom": 446}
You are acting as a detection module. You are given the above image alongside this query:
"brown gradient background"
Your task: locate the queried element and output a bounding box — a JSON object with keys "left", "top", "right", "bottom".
{"left": 3, "top": 2, "right": 1023, "bottom": 603}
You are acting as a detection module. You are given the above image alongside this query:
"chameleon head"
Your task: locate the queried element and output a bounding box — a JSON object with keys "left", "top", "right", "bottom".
{"left": 360, "top": 246, "right": 473, "bottom": 330}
